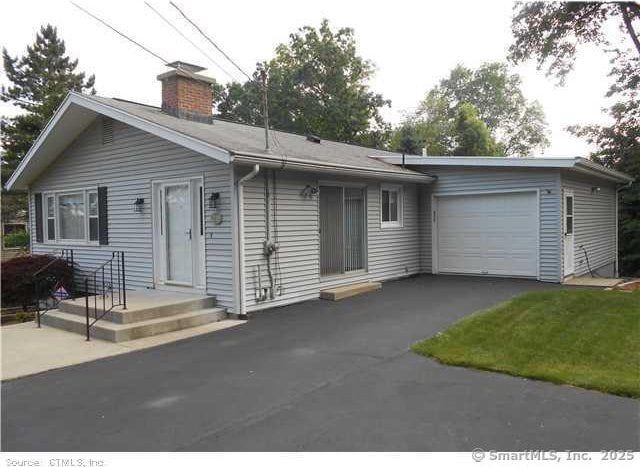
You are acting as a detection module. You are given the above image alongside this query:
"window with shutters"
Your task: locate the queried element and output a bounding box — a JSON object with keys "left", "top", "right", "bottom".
{"left": 41, "top": 188, "right": 102, "bottom": 243}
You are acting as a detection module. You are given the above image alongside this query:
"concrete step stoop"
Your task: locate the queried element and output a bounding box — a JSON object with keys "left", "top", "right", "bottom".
{"left": 320, "top": 282, "right": 382, "bottom": 301}
{"left": 41, "top": 291, "right": 228, "bottom": 342}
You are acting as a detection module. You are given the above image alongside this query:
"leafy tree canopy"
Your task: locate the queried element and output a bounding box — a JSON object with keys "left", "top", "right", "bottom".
{"left": 213, "top": 19, "right": 390, "bottom": 147}
{"left": 510, "top": 1, "right": 640, "bottom": 275}
{"left": 452, "top": 103, "right": 502, "bottom": 156}
{"left": 391, "top": 62, "right": 548, "bottom": 156}
{"left": 509, "top": 1, "right": 640, "bottom": 83}
{"left": 1, "top": 24, "right": 95, "bottom": 180}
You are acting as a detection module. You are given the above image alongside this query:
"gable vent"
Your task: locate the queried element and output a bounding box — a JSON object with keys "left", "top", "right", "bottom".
{"left": 101, "top": 117, "right": 114, "bottom": 144}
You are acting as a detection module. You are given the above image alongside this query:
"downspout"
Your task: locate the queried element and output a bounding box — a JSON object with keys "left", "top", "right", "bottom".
{"left": 237, "top": 164, "right": 260, "bottom": 317}
{"left": 615, "top": 181, "right": 633, "bottom": 277}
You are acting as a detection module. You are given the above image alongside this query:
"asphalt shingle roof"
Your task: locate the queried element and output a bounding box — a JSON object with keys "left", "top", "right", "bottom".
{"left": 87, "top": 95, "right": 422, "bottom": 176}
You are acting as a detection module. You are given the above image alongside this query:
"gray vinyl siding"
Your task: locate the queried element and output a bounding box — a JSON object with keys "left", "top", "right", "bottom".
{"left": 29, "top": 118, "right": 234, "bottom": 308}
{"left": 417, "top": 167, "right": 563, "bottom": 282}
{"left": 241, "top": 170, "right": 421, "bottom": 312}
{"left": 561, "top": 173, "right": 617, "bottom": 277}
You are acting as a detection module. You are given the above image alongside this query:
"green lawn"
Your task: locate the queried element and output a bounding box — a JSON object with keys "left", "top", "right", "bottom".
{"left": 412, "top": 288, "right": 640, "bottom": 398}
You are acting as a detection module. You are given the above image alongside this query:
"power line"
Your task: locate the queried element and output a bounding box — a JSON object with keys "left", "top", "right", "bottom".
{"left": 70, "top": 1, "right": 169, "bottom": 65}
{"left": 70, "top": 1, "right": 212, "bottom": 85}
{"left": 144, "top": 1, "right": 235, "bottom": 81}
{"left": 169, "top": 1, "right": 253, "bottom": 81}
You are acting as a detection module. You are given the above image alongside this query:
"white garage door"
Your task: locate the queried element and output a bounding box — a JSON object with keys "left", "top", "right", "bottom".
{"left": 436, "top": 192, "right": 538, "bottom": 277}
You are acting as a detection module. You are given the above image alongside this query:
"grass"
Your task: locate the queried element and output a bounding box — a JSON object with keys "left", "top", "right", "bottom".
{"left": 411, "top": 288, "right": 640, "bottom": 398}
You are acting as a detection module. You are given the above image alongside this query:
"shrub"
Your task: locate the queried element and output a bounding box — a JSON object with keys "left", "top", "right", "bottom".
{"left": 3, "top": 231, "right": 30, "bottom": 248}
{"left": 1, "top": 255, "right": 73, "bottom": 310}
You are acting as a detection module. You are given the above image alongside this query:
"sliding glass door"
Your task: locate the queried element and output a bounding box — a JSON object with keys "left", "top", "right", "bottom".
{"left": 319, "top": 185, "right": 366, "bottom": 276}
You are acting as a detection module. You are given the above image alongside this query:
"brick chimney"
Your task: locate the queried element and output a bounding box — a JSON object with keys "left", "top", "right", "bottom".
{"left": 157, "top": 61, "right": 215, "bottom": 123}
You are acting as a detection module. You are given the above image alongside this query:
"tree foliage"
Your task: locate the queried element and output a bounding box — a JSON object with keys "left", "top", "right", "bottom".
{"left": 509, "top": 2, "right": 640, "bottom": 83}
{"left": 213, "top": 19, "right": 390, "bottom": 146}
{"left": 510, "top": 1, "right": 640, "bottom": 275}
{"left": 391, "top": 62, "right": 548, "bottom": 156}
{"left": 452, "top": 103, "right": 501, "bottom": 156}
{"left": 1, "top": 25, "right": 94, "bottom": 221}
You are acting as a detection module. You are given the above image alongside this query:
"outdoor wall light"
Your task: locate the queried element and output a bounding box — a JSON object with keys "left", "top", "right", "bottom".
{"left": 301, "top": 184, "right": 318, "bottom": 198}
{"left": 591, "top": 186, "right": 601, "bottom": 194}
{"left": 133, "top": 198, "right": 145, "bottom": 213}
{"left": 208, "top": 192, "right": 220, "bottom": 209}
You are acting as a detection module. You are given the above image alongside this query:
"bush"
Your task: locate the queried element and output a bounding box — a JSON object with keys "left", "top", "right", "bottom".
{"left": 1, "top": 255, "right": 73, "bottom": 310}
{"left": 3, "top": 231, "right": 29, "bottom": 248}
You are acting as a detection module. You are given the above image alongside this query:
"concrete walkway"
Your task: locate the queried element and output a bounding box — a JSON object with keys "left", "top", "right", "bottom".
{"left": 563, "top": 276, "right": 623, "bottom": 287}
{"left": 2, "top": 275, "right": 638, "bottom": 451}
{"left": 1, "top": 319, "right": 244, "bottom": 380}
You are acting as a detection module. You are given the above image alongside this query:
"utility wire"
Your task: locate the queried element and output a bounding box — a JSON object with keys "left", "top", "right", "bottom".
{"left": 169, "top": 1, "right": 253, "bottom": 81}
{"left": 70, "top": 1, "right": 212, "bottom": 85}
{"left": 144, "top": 1, "right": 235, "bottom": 81}
{"left": 70, "top": 1, "right": 170, "bottom": 65}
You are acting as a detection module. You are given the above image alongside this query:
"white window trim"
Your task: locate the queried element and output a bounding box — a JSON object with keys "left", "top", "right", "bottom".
{"left": 41, "top": 187, "right": 99, "bottom": 245}
{"left": 380, "top": 183, "right": 403, "bottom": 229}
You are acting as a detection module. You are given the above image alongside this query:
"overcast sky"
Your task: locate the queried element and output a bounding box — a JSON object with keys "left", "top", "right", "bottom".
{"left": 0, "top": 0, "right": 625, "bottom": 156}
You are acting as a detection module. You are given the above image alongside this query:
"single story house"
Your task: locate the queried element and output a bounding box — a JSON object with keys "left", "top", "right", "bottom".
{"left": 6, "top": 62, "right": 634, "bottom": 317}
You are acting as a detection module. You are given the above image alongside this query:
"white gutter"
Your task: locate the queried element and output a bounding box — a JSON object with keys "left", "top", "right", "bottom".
{"left": 236, "top": 164, "right": 260, "bottom": 316}
{"left": 372, "top": 155, "right": 633, "bottom": 184}
{"left": 574, "top": 158, "right": 634, "bottom": 183}
{"left": 231, "top": 152, "right": 434, "bottom": 184}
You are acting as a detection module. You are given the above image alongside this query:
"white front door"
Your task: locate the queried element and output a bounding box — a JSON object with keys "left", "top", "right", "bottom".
{"left": 153, "top": 178, "right": 205, "bottom": 289}
{"left": 164, "top": 182, "right": 192, "bottom": 285}
{"left": 563, "top": 189, "right": 575, "bottom": 277}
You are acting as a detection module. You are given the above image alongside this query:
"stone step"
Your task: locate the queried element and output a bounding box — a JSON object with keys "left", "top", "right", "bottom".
{"left": 41, "top": 307, "right": 227, "bottom": 342}
{"left": 59, "top": 294, "right": 217, "bottom": 324}
{"left": 320, "top": 281, "right": 382, "bottom": 301}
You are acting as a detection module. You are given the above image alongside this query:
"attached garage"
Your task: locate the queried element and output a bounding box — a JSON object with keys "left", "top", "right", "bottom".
{"left": 433, "top": 191, "right": 539, "bottom": 278}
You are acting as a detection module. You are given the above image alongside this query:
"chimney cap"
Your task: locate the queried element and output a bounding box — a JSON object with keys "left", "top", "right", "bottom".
{"left": 157, "top": 61, "right": 216, "bottom": 84}
{"left": 167, "top": 61, "right": 206, "bottom": 73}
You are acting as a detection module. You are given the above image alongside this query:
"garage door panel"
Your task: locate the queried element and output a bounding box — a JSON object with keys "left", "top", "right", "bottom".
{"left": 436, "top": 192, "right": 538, "bottom": 278}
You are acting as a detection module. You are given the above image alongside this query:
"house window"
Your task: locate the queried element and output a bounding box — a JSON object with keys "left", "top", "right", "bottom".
{"left": 46, "top": 195, "right": 56, "bottom": 240}
{"left": 381, "top": 184, "right": 403, "bottom": 228}
{"left": 42, "top": 189, "right": 99, "bottom": 243}
{"left": 88, "top": 191, "right": 99, "bottom": 241}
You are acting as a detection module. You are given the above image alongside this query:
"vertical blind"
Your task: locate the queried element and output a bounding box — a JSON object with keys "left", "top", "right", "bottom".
{"left": 344, "top": 188, "right": 365, "bottom": 272}
{"left": 319, "top": 186, "right": 365, "bottom": 276}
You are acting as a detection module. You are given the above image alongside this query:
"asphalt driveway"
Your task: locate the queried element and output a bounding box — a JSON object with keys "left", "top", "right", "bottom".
{"left": 2, "top": 275, "right": 638, "bottom": 451}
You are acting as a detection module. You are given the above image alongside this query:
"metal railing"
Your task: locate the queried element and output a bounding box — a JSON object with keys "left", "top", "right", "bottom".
{"left": 34, "top": 249, "right": 74, "bottom": 327}
{"left": 84, "top": 251, "right": 127, "bottom": 341}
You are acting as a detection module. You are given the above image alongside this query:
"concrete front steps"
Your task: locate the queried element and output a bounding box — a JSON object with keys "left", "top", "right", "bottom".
{"left": 41, "top": 290, "right": 227, "bottom": 342}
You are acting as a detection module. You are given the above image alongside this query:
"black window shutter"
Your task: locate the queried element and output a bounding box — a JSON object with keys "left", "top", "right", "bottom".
{"left": 34, "top": 193, "right": 43, "bottom": 243}
{"left": 98, "top": 186, "right": 108, "bottom": 245}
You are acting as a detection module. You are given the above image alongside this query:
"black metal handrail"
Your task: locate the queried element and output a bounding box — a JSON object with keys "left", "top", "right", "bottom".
{"left": 84, "top": 251, "right": 127, "bottom": 341}
{"left": 34, "top": 249, "right": 74, "bottom": 327}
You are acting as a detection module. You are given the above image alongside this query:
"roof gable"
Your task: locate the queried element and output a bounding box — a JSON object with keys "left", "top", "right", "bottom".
{"left": 5, "top": 92, "right": 231, "bottom": 190}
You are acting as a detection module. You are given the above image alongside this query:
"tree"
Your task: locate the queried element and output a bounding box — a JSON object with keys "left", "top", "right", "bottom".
{"left": 571, "top": 101, "right": 640, "bottom": 275}
{"left": 452, "top": 103, "right": 502, "bottom": 156}
{"left": 213, "top": 20, "right": 390, "bottom": 146}
{"left": 509, "top": 2, "right": 640, "bottom": 275}
{"left": 391, "top": 62, "right": 548, "bottom": 156}
{"left": 1, "top": 25, "right": 95, "bottom": 222}
{"left": 509, "top": 2, "right": 640, "bottom": 83}
{"left": 390, "top": 123, "right": 421, "bottom": 155}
